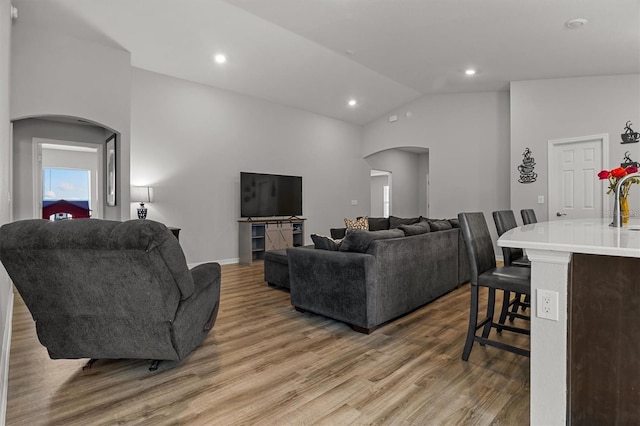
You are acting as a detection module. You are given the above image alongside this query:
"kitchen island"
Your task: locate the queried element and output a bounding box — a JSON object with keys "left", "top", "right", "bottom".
{"left": 499, "top": 218, "right": 640, "bottom": 425}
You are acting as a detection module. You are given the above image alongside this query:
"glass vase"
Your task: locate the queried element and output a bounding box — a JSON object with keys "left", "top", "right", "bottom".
{"left": 621, "top": 196, "right": 630, "bottom": 224}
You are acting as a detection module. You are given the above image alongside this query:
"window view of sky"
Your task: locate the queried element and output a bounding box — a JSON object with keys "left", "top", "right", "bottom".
{"left": 43, "top": 168, "right": 90, "bottom": 201}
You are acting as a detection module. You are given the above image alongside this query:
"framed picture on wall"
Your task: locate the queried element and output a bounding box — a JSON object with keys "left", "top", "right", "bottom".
{"left": 106, "top": 134, "right": 116, "bottom": 206}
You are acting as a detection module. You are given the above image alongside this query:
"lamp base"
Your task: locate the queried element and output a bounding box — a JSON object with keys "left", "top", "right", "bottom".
{"left": 137, "top": 202, "right": 147, "bottom": 219}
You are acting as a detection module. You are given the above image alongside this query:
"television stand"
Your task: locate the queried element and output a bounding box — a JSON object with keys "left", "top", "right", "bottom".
{"left": 238, "top": 218, "right": 306, "bottom": 265}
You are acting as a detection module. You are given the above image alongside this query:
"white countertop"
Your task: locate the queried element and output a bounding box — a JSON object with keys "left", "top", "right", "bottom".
{"left": 498, "top": 217, "right": 640, "bottom": 258}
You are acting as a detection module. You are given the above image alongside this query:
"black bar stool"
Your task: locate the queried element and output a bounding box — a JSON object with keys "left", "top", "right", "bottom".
{"left": 492, "top": 210, "right": 531, "bottom": 324}
{"left": 458, "top": 212, "right": 531, "bottom": 360}
{"left": 521, "top": 209, "right": 538, "bottom": 225}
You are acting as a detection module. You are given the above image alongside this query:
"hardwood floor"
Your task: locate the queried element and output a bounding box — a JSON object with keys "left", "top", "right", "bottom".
{"left": 6, "top": 263, "right": 529, "bottom": 425}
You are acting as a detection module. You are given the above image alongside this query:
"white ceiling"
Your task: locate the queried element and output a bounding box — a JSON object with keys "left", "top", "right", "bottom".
{"left": 13, "top": 0, "right": 640, "bottom": 125}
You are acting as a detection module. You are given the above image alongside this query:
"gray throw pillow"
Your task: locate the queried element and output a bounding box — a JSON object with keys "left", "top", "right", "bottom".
{"left": 339, "top": 229, "right": 404, "bottom": 253}
{"left": 398, "top": 221, "right": 431, "bottom": 236}
{"left": 311, "top": 234, "right": 342, "bottom": 251}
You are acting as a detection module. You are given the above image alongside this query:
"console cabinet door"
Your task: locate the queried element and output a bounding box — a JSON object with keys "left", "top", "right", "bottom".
{"left": 265, "top": 222, "right": 294, "bottom": 249}
{"left": 265, "top": 222, "right": 280, "bottom": 251}
{"left": 280, "top": 222, "right": 293, "bottom": 248}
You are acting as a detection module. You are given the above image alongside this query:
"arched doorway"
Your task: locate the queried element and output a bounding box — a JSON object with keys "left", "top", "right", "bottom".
{"left": 11, "top": 115, "right": 118, "bottom": 221}
{"left": 365, "top": 147, "right": 429, "bottom": 218}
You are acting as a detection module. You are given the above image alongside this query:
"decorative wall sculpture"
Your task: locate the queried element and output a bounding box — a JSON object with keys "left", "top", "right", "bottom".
{"left": 518, "top": 148, "right": 537, "bottom": 184}
{"left": 621, "top": 121, "right": 640, "bottom": 144}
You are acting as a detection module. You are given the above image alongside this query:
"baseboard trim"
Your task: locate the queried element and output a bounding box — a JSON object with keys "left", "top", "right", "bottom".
{"left": 217, "top": 258, "right": 239, "bottom": 266}
{"left": 0, "top": 290, "right": 14, "bottom": 426}
{"left": 187, "top": 258, "right": 239, "bottom": 269}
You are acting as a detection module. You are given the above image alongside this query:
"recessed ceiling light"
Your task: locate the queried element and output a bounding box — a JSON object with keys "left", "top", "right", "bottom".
{"left": 348, "top": 99, "right": 357, "bottom": 107}
{"left": 465, "top": 69, "right": 476, "bottom": 76}
{"left": 214, "top": 54, "right": 227, "bottom": 64}
{"left": 566, "top": 18, "right": 588, "bottom": 29}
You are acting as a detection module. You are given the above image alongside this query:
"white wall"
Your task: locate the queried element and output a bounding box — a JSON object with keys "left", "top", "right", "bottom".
{"left": 131, "top": 68, "right": 370, "bottom": 264}
{"left": 10, "top": 23, "right": 132, "bottom": 220}
{"left": 12, "top": 119, "right": 109, "bottom": 220}
{"left": 365, "top": 149, "right": 421, "bottom": 217}
{"left": 363, "top": 91, "right": 511, "bottom": 247}
{"left": 511, "top": 74, "right": 640, "bottom": 222}
{"left": 0, "top": 1, "right": 12, "bottom": 422}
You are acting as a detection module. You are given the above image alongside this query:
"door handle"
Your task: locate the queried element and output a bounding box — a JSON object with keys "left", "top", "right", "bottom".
{"left": 556, "top": 212, "right": 567, "bottom": 217}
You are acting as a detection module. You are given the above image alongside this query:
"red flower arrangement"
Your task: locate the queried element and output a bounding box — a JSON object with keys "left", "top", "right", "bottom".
{"left": 597, "top": 165, "right": 639, "bottom": 197}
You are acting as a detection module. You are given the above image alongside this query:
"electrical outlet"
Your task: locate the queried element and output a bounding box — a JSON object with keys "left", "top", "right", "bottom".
{"left": 537, "top": 289, "right": 559, "bottom": 321}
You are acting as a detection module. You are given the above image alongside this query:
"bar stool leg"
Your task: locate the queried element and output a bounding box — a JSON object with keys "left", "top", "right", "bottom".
{"left": 481, "top": 287, "right": 496, "bottom": 341}
{"left": 497, "top": 290, "right": 511, "bottom": 331}
{"left": 462, "top": 284, "right": 480, "bottom": 361}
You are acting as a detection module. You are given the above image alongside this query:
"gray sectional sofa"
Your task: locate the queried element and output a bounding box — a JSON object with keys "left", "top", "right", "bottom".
{"left": 287, "top": 217, "right": 469, "bottom": 333}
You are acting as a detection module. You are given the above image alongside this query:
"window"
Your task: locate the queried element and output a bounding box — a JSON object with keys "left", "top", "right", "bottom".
{"left": 43, "top": 168, "right": 91, "bottom": 220}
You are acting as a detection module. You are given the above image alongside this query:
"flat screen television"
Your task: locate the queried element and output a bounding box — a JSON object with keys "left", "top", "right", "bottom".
{"left": 240, "top": 172, "right": 302, "bottom": 218}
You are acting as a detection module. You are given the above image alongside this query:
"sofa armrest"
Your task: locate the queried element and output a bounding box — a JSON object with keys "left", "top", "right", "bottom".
{"left": 189, "top": 262, "right": 221, "bottom": 296}
{"left": 171, "top": 262, "right": 221, "bottom": 359}
{"left": 288, "top": 247, "right": 375, "bottom": 328}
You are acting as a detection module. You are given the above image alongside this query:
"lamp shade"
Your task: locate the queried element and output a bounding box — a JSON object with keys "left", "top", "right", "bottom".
{"left": 131, "top": 186, "right": 152, "bottom": 203}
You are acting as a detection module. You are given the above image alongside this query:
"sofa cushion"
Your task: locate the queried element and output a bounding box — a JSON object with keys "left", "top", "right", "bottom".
{"left": 367, "top": 217, "right": 390, "bottom": 231}
{"left": 264, "top": 248, "right": 289, "bottom": 264}
{"left": 428, "top": 220, "right": 453, "bottom": 231}
{"left": 448, "top": 218, "right": 460, "bottom": 228}
{"left": 311, "top": 234, "right": 342, "bottom": 251}
{"left": 339, "top": 229, "right": 404, "bottom": 253}
{"left": 330, "top": 228, "right": 347, "bottom": 239}
{"left": 389, "top": 216, "right": 420, "bottom": 229}
{"left": 344, "top": 217, "right": 368, "bottom": 231}
{"left": 398, "top": 221, "right": 431, "bottom": 236}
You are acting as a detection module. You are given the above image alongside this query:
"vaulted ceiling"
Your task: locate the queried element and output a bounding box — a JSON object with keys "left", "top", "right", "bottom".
{"left": 13, "top": 0, "right": 640, "bottom": 125}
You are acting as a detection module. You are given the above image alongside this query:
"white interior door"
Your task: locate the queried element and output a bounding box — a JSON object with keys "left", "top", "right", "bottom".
{"left": 548, "top": 135, "right": 608, "bottom": 220}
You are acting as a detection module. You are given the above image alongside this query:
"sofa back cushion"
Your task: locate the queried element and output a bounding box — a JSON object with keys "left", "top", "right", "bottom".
{"left": 398, "top": 221, "right": 431, "bottom": 236}
{"left": 389, "top": 216, "right": 420, "bottom": 229}
{"left": 428, "top": 220, "right": 453, "bottom": 231}
{"left": 330, "top": 228, "right": 347, "bottom": 239}
{"left": 339, "top": 229, "right": 404, "bottom": 253}
{"left": 367, "top": 217, "right": 390, "bottom": 231}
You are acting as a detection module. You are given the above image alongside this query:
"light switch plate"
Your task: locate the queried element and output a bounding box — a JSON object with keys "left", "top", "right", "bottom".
{"left": 538, "top": 195, "right": 544, "bottom": 204}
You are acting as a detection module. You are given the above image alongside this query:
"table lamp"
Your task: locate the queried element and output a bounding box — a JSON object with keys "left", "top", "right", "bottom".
{"left": 131, "top": 186, "right": 152, "bottom": 219}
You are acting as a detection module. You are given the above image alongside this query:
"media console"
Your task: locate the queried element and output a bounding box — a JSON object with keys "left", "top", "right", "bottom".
{"left": 238, "top": 218, "right": 305, "bottom": 265}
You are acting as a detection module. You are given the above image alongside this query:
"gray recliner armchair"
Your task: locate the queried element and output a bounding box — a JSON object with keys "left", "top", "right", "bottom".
{"left": 0, "top": 219, "right": 220, "bottom": 370}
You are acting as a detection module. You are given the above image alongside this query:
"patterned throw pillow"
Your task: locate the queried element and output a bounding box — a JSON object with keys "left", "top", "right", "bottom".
{"left": 344, "top": 216, "right": 368, "bottom": 231}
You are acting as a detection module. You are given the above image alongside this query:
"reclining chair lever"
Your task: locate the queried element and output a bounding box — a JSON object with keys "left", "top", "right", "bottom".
{"left": 82, "top": 358, "right": 98, "bottom": 370}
